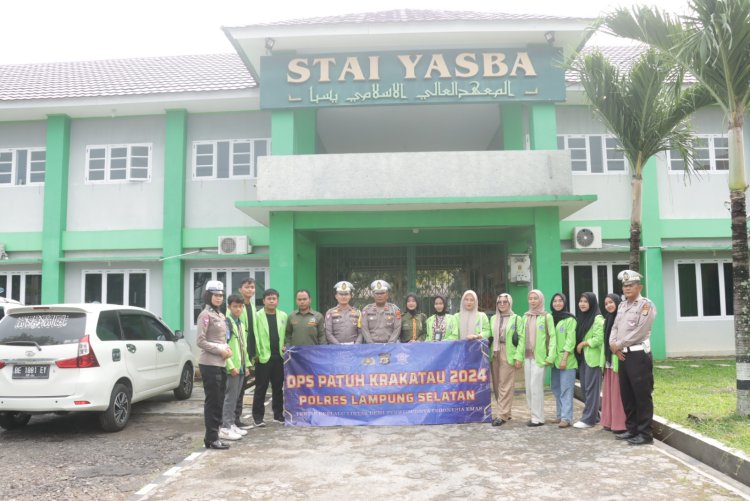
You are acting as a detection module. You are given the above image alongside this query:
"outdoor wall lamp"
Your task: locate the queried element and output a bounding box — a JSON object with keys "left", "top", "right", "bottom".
{"left": 265, "top": 37, "right": 276, "bottom": 52}
{"left": 544, "top": 31, "right": 555, "bottom": 45}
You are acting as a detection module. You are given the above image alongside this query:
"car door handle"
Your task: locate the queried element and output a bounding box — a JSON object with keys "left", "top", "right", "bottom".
{"left": 126, "top": 344, "right": 136, "bottom": 353}
{"left": 156, "top": 343, "right": 164, "bottom": 352}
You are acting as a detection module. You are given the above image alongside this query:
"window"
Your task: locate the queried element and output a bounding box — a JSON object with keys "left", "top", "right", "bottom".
{"left": 561, "top": 262, "right": 628, "bottom": 314}
{"left": 83, "top": 270, "right": 148, "bottom": 308}
{"left": 192, "top": 139, "right": 269, "bottom": 179}
{"left": 557, "top": 135, "right": 628, "bottom": 174}
{"left": 86, "top": 144, "right": 152, "bottom": 183}
{"left": 191, "top": 267, "right": 268, "bottom": 323}
{"left": 676, "top": 260, "right": 733, "bottom": 318}
{"left": 96, "top": 310, "right": 122, "bottom": 341}
{"left": 0, "top": 272, "right": 42, "bottom": 304}
{"left": 0, "top": 148, "right": 46, "bottom": 186}
{"left": 669, "top": 135, "right": 729, "bottom": 172}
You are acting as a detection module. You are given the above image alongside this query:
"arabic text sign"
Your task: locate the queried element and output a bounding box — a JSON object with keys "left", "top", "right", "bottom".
{"left": 283, "top": 340, "right": 492, "bottom": 426}
{"left": 261, "top": 48, "right": 565, "bottom": 109}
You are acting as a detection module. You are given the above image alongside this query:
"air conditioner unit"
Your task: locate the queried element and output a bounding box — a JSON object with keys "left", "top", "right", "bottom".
{"left": 218, "top": 236, "right": 251, "bottom": 255}
{"left": 573, "top": 226, "right": 603, "bottom": 249}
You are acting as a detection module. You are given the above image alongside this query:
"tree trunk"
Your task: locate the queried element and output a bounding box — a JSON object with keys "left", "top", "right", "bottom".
{"left": 727, "top": 117, "right": 749, "bottom": 416}
{"left": 730, "top": 190, "right": 750, "bottom": 416}
{"left": 629, "top": 176, "right": 643, "bottom": 273}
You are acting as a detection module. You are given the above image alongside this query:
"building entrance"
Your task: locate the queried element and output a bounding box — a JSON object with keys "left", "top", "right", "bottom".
{"left": 317, "top": 244, "right": 506, "bottom": 314}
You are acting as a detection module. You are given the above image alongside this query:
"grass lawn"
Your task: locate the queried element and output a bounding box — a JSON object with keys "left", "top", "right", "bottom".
{"left": 653, "top": 358, "right": 750, "bottom": 456}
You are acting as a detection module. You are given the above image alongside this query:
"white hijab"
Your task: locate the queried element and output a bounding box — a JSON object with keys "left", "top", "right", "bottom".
{"left": 459, "top": 290, "right": 479, "bottom": 340}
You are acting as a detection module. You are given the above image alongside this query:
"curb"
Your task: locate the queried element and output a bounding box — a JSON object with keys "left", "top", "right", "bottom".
{"left": 574, "top": 385, "right": 750, "bottom": 488}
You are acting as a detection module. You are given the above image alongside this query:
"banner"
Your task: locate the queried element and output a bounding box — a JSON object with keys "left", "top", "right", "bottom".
{"left": 283, "top": 340, "right": 491, "bottom": 427}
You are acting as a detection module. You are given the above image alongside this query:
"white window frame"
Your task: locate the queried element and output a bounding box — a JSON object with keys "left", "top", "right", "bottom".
{"left": 561, "top": 261, "right": 628, "bottom": 313}
{"left": 674, "top": 259, "right": 732, "bottom": 320}
{"left": 0, "top": 147, "right": 46, "bottom": 186}
{"left": 668, "top": 134, "right": 729, "bottom": 173}
{"left": 81, "top": 269, "right": 150, "bottom": 308}
{"left": 191, "top": 138, "right": 270, "bottom": 180}
{"left": 85, "top": 144, "right": 152, "bottom": 184}
{"left": 558, "top": 135, "right": 629, "bottom": 175}
{"left": 0, "top": 271, "right": 42, "bottom": 304}
{"left": 190, "top": 267, "right": 269, "bottom": 325}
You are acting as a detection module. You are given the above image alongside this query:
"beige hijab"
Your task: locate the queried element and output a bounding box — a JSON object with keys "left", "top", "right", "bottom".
{"left": 491, "top": 293, "right": 514, "bottom": 343}
{"left": 459, "top": 290, "right": 479, "bottom": 340}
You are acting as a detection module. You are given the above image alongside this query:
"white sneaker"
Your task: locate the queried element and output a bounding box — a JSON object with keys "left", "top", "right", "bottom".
{"left": 219, "top": 427, "right": 242, "bottom": 441}
{"left": 231, "top": 424, "right": 248, "bottom": 436}
{"left": 573, "top": 421, "right": 593, "bottom": 429}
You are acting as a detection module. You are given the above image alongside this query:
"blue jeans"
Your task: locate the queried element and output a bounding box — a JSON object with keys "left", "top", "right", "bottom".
{"left": 551, "top": 367, "right": 576, "bottom": 423}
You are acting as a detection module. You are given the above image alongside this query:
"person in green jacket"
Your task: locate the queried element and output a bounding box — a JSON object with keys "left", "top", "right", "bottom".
{"left": 221, "top": 295, "right": 250, "bottom": 441}
{"left": 251, "top": 288, "right": 288, "bottom": 426}
{"left": 489, "top": 293, "right": 524, "bottom": 427}
{"left": 400, "top": 293, "right": 427, "bottom": 342}
{"left": 455, "top": 290, "right": 491, "bottom": 340}
{"left": 425, "top": 295, "right": 458, "bottom": 341}
{"left": 573, "top": 292, "right": 606, "bottom": 429}
{"left": 600, "top": 293, "right": 626, "bottom": 433}
{"left": 522, "top": 289, "right": 556, "bottom": 427}
{"left": 550, "top": 293, "right": 577, "bottom": 428}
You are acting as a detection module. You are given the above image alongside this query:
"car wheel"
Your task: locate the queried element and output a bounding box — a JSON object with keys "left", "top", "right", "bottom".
{"left": 99, "top": 383, "right": 131, "bottom": 432}
{"left": 173, "top": 364, "right": 193, "bottom": 400}
{"left": 0, "top": 412, "right": 31, "bottom": 430}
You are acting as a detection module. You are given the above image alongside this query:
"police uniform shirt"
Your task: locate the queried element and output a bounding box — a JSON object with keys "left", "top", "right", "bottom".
{"left": 361, "top": 303, "right": 402, "bottom": 343}
{"left": 610, "top": 295, "right": 657, "bottom": 350}
{"left": 324, "top": 305, "right": 362, "bottom": 344}
{"left": 286, "top": 309, "right": 326, "bottom": 346}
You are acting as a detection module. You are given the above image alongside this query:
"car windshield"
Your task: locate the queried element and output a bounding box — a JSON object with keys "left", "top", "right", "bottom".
{"left": 0, "top": 312, "right": 86, "bottom": 346}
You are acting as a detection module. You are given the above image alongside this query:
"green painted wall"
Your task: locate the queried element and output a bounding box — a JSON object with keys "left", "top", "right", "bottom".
{"left": 1, "top": 232, "right": 43, "bottom": 252}
{"left": 532, "top": 207, "right": 563, "bottom": 297}
{"left": 502, "top": 104, "right": 525, "bottom": 150}
{"left": 41, "top": 115, "right": 70, "bottom": 303}
{"left": 271, "top": 110, "right": 317, "bottom": 155}
{"left": 162, "top": 110, "right": 187, "bottom": 330}
{"left": 269, "top": 212, "right": 296, "bottom": 312}
{"left": 529, "top": 104, "right": 557, "bottom": 150}
{"left": 183, "top": 227, "right": 269, "bottom": 248}
{"left": 640, "top": 158, "right": 666, "bottom": 360}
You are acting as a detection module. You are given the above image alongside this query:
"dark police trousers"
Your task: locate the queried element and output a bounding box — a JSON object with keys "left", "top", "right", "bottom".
{"left": 618, "top": 350, "right": 654, "bottom": 439}
{"left": 253, "top": 355, "right": 284, "bottom": 421}
{"left": 200, "top": 364, "right": 227, "bottom": 443}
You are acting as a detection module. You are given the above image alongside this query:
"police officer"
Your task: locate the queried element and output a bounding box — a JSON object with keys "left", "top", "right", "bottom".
{"left": 286, "top": 289, "right": 326, "bottom": 346}
{"left": 324, "top": 281, "right": 363, "bottom": 344}
{"left": 609, "top": 270, "right": 657, "bottom": 446}
{"left": 361, "top": 280, "right": 402, "bottom": 343}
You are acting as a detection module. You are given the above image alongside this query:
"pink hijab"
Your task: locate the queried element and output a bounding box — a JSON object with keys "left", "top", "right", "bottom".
{"left": 525, "top": 289, "right": 546, "bottom": 354}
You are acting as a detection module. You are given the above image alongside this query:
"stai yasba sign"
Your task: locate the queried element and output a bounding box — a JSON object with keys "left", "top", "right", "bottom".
{"left": 260, "top": 47, "right": 566, "bottom": 109}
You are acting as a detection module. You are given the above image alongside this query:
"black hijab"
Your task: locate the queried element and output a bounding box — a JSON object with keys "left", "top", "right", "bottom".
{"left": 550, "top": 293, "right": 575, "bottom": 326}
{"left": 575, "top": 292, "right": 599, "bottom": 346}
{"left": 405, "top": 293, "right": 420, "bottom": 316}
{"left": 603, "top": 293, "right": 622, "bottom": 360}
{"left": 432, "top": 295, "right": 448, "bottom": 316}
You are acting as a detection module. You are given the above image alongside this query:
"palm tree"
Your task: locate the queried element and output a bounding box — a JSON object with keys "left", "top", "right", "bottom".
{"left": 570, "top": 48, "right": 712, "bottom": 272}
{"left": 602, "top": 0, "right": 750, "bottom": 416}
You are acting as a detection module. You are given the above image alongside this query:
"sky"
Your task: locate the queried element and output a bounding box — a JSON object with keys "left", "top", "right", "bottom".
{"left": 0, "top": 0, "right": 693, "bottom": 64}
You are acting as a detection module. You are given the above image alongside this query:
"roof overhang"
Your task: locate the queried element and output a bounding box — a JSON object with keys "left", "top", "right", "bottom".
{"left": 224, "top": 17, "right": 593, "bottom": 82}
{"left": 236, "top": 195, "right": 597, "bottom": 227}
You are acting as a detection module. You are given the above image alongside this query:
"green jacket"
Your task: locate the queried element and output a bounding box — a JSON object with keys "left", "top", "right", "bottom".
{"left": 581, "top": 315, "right": 605, "bottom": 368}
{"left": 425, "top": 314, "right": 459, "bottom": 341}
{"left": 453, "top": 312, "right": 491, "bottom": 340}
{"left": 489, "top": 313, "right": 525, "bottom": 364}
{"left": 521, "top": 313, "right": 557, "bottom": 367}
{"left": 254, "top": 308, "right": 288, "bottom": 364}
{"left": 225, "top": 315, "right": 250, "bottom": 374}
{"left": 552, "top": 316, "right": 578, "bottom": 370}
{"left": 400, "top": 311, "right": 427, "bottom": 342}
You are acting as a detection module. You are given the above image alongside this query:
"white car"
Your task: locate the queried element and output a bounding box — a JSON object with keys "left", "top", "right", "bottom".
{"left": 0, "top": 296, "right": 22, "bottom": 321}
{"left": 0, "top": 304, "right": 194, "bottom": 432}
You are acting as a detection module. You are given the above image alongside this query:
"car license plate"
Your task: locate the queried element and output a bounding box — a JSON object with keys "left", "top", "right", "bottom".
{"left": 12, "top": 364, "right": 50, "bottom": 379}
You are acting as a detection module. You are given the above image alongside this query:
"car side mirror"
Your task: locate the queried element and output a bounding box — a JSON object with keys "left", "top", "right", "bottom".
{"left": 174, "top": 330, "right": 184, "bottom": 340}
